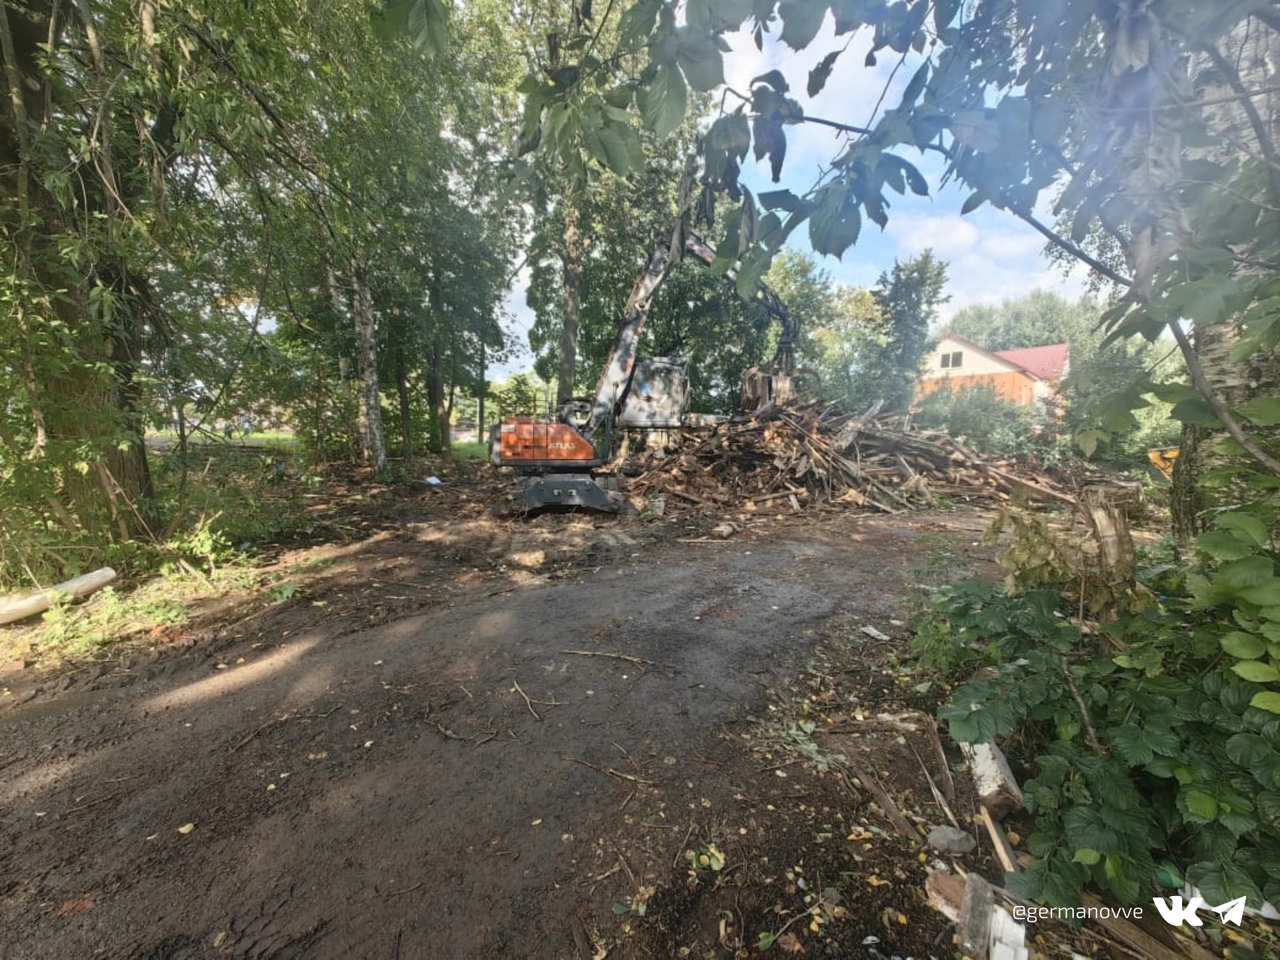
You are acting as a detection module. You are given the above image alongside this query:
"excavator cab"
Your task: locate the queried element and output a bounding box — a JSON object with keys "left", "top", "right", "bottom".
{"left": 617, "top": 357, "right": 691, "bottom": 428}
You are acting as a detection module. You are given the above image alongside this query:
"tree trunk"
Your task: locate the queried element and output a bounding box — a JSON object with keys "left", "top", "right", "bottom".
{"left": 395, "top": 342, "right": 413, "bottom": 462}
{"left": 477, "top": 341, "right": 487, "bottom": 443}
{"left": 328, "top": 262, "right": 385, "bottom": 471}
{"left": 556, "top": 198, "right": 584, "bottom": 407}
{"left": 351, "top": 263, "right": 386, "bottom": 473}
{"left": 1172, "top": 17, "right": 1280, "bottom": 544}
{"left": 2, "top": 3, "right": 157, "bottom": 544}
{"left": 427, "top": 325, "right": 451, "bottom": 458}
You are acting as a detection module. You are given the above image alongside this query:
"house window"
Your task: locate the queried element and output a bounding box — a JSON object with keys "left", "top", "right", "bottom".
{"left": 941, "top": 351, "right": 963, "bottom": 369}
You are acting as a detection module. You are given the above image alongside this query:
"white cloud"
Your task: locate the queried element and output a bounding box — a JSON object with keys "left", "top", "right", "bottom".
{"left": 889, "top": 214, "right": 980, "bottom": 260}
{"left": 979, "top": 231, "right": 1047, "bottom": 262}
{"left": 936, "top": 245, "right": 1089, "bottom": 323}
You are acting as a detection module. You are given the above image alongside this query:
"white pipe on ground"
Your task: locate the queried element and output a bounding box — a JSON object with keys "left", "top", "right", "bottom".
{"left": 0, "top": 568, "right": 118, "bottom": 626}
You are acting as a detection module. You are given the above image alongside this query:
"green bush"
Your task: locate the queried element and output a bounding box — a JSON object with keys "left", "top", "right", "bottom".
{"left": 919, "top": 515, "right": 1280, "bottom": 911}
{"left": 915, "top": 383, "right": 1051, "bottom": 458}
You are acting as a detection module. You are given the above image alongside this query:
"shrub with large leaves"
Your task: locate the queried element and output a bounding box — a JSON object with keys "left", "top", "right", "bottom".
{"left": 926, "top": 555, "right": 1280, "bottom": 909}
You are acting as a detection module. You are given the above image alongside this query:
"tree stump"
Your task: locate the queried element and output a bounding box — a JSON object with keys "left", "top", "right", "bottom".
{"left": 1080, "top": 484, "right": 1137, "bottom": 586}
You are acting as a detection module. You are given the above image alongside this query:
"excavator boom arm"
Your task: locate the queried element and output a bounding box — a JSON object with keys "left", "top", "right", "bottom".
{"left": 583, "top": 230, "right": 802, "bottom": 435}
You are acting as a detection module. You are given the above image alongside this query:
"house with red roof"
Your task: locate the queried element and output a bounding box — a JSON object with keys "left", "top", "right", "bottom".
{"left": 916, "top": 334, "right": 1070, "bottom": 408}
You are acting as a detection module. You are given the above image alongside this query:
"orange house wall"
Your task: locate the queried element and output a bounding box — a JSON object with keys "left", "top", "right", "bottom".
{"left": 916, "top": 371, "right": 1038, "bottom": 407}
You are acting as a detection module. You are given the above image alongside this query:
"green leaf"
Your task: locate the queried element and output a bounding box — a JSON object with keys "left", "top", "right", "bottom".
{"left": 752, "top": 69, "right": 790, "bottom": 94}
{"left": 831, "top": 0, "right": 886, "bottom": 34}
{"left": 1186, "top": 862, "right": 1265, "bottom": 910}
{"left": 373, "top": 0, "right": 450, "bottom": 55}
{"left": 1075, "top": 429, "right": 1106, "bottom": 458}
{"left": 680, "top": 54, "right": 724, "bottom": 92}
{"left": 960, "top": 190, "right": 987, "bottom": 214}
{"left": 1109, "top": 725, "right": 1154, "bottom": 765}
{"left": 407, "top": 0, "right": 450, "bottom": 56}
{"left": 1062, "top": 807, "right": 1119, "bottom": 852}
{"left": 880, "top": 152, "right": 928, "bottom": 196}
{"left": 637, "top": 63, "right": 687, "bottom": 139}
{"left": 735, "top": 246, "right": 772, "bottom": 300}
{"left": 1226, "top": 732, "right": 1274, "bottom": 766}
{"left": 779, "top": 0, "right": 826, "bottom": 49}
{"left": 706, "top": 110, "right": 751, "bottom": 160}
{"left": 950, "top": 109, "right": 999, "bottom": 152}
{"left": 1148, "top": 381, "right": 1204, "bottom": 404}
{"left": 808, "top": 50, "right": 841, "bottom": 98}
{"left": 1218, "top": 557, "right": 1275, "bottom": 591}
{"left": 1232, "top": 660, "right": 1280, "bottom": 682}
{"left": 1218, "top": 512, "right": 1270, "bottom": 547}
{"left": 752, "top": 113, "right": 788, "bottom": 182}
{"left": 1072, "top": 847, "right": 1102, "bottom": 865}
{"left": 1170, "top": 397, "right": 1221, "bottom": 427}
{"left": 1250, "top": 691, "right": 1280, "bottom": 714}
{"left": 1180, "top": 788, "right": 1219, "bottom": 822}
{"left": 1222, "top": 631, "right": 1267, "bottom": 659}
{"left": 675, "top": 29, "right": 725, "bottom": 90}
{"left": 899, "top": 61, "right": 929, "bottom": 107}
{"left": 1237, "top": 397, "right": 1280, "bottom": 427}
{"left": 1199, "top": 531, "right": 1258, "bottom": 561}
{"left": 754, "top": 189, "right": 797, "bottom": 213}
{"left": 1161, "top": 275, "right": 1236, "bottom": 325}
{"left": 807, "top": 183, "right": 860, "bottom": 258}
{"left": 595, "top": 126, "right": 633, "bottom": 175}
{"left": 1240, "top": 581, "right": 1280, "bottom": 607}
{"left": 617, "top": 0, "right": 662, "bottom": 47}
{"left": 932, "top": 0, "right": 959, "bottom": 30}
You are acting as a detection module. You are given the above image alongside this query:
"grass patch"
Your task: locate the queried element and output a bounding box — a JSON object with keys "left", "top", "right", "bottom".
{"left": 148, "top": 430, "right": 299, "bottom": 447}
{"left": 450, "top": 441, "right": 489, "bottom": 461}
{"left": 3, "top": 565, "right": 261, "bottom": 664}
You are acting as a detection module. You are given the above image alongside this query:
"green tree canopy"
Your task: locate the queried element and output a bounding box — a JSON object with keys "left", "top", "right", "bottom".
{"left": 944, "top": 292, "right": 1103, "bottom": 352}
{"left": 861, "top": 252, "right": 950, "bottom": 413}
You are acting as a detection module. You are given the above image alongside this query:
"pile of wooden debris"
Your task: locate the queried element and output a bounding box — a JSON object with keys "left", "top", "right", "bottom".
{"left": 627, "top": 401, "right": 1072, "bottom": 514}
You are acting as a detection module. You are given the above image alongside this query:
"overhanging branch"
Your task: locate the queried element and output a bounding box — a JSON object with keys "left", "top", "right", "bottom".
{"left": 787, "top": 114, "right": 1135, "bottom": 288}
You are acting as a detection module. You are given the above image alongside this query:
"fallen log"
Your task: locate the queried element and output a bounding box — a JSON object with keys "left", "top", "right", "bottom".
{"left": 0, "top": 568, "right": 118, "bottom": 626}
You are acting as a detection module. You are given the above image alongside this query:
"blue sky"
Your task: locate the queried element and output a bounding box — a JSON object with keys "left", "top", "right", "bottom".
{"left": 496, "top": 15, "right": 1090, "bottom": 376}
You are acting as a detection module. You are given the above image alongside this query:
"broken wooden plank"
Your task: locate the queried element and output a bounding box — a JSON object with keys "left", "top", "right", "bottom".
{"left": 839, "top": 757, "right": 919, "bottom": 842}
{"left": 1081, "top": 894, "right": 1218, "bottom": 960}
{"left": 979, "top": 805, "right": 1021, "bottom": 874}
{"left": 962, "top": 742, "right": 1024, "bottom": 818}
{"left": 925, "top": 868, "right": 965, "bottom": 922}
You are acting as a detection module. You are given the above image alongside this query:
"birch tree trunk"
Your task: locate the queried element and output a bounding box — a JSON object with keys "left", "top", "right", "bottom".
{"left": 1171, "top": 17, "right": 1280, "bottom": 545}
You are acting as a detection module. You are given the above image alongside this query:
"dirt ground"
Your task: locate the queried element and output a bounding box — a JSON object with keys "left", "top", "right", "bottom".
{"left": 1, "top": 474, "right": 1041, "bottom": 959}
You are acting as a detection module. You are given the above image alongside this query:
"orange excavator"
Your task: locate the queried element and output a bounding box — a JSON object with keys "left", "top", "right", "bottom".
{"left": 490, "top": 229, "right": 817, "bottom": 513}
